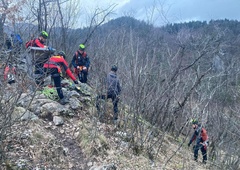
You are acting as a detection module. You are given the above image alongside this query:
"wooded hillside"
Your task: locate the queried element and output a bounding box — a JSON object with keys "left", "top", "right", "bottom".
{"left": 0, "top": 1, "right": 239, "bottom": 169}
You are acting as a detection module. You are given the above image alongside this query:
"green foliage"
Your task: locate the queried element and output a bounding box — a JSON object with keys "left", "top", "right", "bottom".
{"left": 41, "top": 87, "right": 59, "bottom": 100}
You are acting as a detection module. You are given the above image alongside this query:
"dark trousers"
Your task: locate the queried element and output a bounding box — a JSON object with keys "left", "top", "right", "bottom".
{"left": 96, "top": 93, "right": 119, "bottom": 120}
{"left": 78, "top": 70, "right": 88, "bottom": 83}
{"left": 194, "top": 139, "right": 207, "bottom": 161}
{"left": 44, "top": 68, "right": 64, "bottom": 99}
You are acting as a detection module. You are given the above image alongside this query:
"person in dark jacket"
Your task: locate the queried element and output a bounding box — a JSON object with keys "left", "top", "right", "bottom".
{"left": 5, "top": 37, "right": 12, "bottom": 50}
{"left": 43, "top": 51, "right": 79, "bottom": 105}
{"left": 96, "top": 65, "right": 121, "bottom": 124}
{"left": 188, "top": 119, "right": 209, "bottom": 164}
{"left": 71, "top": 44, "right": 90, "bottom": 83}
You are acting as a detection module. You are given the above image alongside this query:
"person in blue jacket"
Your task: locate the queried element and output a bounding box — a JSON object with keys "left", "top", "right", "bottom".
{"left": 11, "top": 33, "right": 23, "bottom": 54}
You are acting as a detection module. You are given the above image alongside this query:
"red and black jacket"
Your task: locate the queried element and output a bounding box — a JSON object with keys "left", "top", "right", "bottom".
{"left": 43, "top": 55, "right": 76, "bottom": 81}
{"left": 25, "top": 38, "right": 45, "bottom": 48}
{"left": 71, "top": 50, "right": 90, "bottom": 68}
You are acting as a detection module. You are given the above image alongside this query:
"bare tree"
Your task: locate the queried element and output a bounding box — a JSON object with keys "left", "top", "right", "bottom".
{"left": 0, "top": 0, "right": 26, "bottom": 47}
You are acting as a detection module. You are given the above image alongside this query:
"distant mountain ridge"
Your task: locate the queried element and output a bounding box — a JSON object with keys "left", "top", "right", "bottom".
{"left": 6, "top": 17, "right": 240, "bottom": 40}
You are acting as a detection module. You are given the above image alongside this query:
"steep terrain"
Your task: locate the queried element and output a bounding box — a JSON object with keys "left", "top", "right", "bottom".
{"left": 0, "top": 80, "right": 210, "bottom": 170}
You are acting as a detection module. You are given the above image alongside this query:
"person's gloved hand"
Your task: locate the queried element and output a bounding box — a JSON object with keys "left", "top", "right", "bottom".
{"left": 73, "top": 80, "right": 79, "bottom": 84}
{"left": 188, "top": 142, "right": 191, "bottom": 147}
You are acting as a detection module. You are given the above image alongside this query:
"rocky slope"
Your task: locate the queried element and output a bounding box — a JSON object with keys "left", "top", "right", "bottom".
{"left": 0, "top": 79, "right": 210, "bottom": 170}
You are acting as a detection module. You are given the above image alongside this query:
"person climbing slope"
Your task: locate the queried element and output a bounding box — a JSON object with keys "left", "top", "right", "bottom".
{"left": 188, "top": 119, "right": 209, "bottom": 164}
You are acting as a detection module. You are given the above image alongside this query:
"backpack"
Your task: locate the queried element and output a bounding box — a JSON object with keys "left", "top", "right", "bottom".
{"left": 201, "top": 127, "right": 208, "bottom": 141}
{"left": 25, "top": 38, "right": 36, "bottom": 48}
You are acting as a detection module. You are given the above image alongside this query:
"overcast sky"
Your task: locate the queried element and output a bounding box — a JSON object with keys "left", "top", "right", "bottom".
{"left": 85, "top": 0, "right": 240, "bottom": 26}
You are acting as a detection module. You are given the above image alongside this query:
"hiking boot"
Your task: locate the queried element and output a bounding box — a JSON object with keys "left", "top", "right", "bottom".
{"left": 202, "top": 160, "right": 207, "bottom": 164}
{"left": 59, "top": 98, "right": 69, "bottom": 105}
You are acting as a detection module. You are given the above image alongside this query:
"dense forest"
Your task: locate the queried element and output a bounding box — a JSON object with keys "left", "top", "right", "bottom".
{"left": 0, "top": 1, "right": 240, "bottom": 169}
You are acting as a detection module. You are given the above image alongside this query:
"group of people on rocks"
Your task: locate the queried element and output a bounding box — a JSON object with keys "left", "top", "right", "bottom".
{"left": 25, "top": 31, "right": 121, "bottom": 122}
{"left": 32, "top": 31, "right": 209, "bottom": 165}
{"left": 4, "top": 31, "right": 210, "bottom": 165}
{"left": 25, "top": 31, "right": 89, "bottom": 86}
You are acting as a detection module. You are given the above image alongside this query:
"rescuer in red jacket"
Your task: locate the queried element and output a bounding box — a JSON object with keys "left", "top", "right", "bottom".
{"left": 43, "top": 51, "right": 79, "bottom": 105}
{"left": 25, "top": 31, "right": 49, "bottom": 48}
{"left": 25, "top": 31, "right": 55, "bottom": 86}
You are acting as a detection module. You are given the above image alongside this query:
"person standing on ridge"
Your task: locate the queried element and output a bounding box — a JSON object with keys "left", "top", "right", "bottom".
{"left": 188, "top": 119, "right": 209, "bottom": 164}
{"left": 43, "top": 51, "right": 79, "bottom": 105}
{"left": 71, "top": 44, "right": 90, "bottom": 83}
{"left": 96, "top": 65, "right": 121, "bottom": 124}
